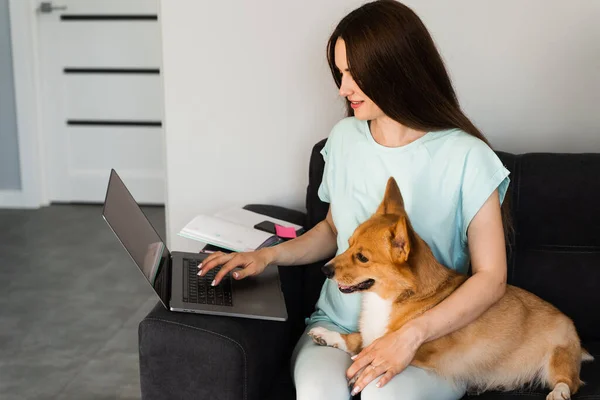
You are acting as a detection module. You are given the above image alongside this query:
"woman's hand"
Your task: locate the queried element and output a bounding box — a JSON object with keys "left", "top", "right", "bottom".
{"left": 198, "top": 248, "right": 274, "bottom": 286}
{"left": 346, "top": 322, "right": 426, "bottom": 396}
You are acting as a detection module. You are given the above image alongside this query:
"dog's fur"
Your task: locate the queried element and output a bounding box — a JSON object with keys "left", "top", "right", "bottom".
{"left": 308, "top": 177, "right": 593, "bottom": 399}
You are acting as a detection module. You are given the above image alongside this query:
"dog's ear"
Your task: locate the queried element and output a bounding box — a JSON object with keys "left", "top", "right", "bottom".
{"left": 391, "top": 216, "right": 411, "bottom": 262}
{"left": 376, "top": 177, "right": 405, "bottom": 216}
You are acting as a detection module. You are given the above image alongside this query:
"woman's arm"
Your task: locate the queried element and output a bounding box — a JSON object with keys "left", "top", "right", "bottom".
{"left": 263, "top": 206, "right": 338, "bottom": 266}
{"left": 409, "top": 188, "right": 508, "bottom": 343}
{"left": 204, "top": 206, "right": 338, "bottom": 285}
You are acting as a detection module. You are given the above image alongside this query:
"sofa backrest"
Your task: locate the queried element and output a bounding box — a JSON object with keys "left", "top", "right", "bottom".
{"left": 302, "top": 139, "right": 329, "bottom": 320}
{"left": 305, "top": 140, "right": 600, "bottom": 341}
{"left": 497, "top": 152, "right": 600, "bottom": 341}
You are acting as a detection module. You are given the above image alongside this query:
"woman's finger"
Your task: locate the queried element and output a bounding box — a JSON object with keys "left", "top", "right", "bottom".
{"left": 199, "top": 251, "right": 224, "bottom": 267}
{"left": 230, "top": 262, "right": 256, "bottom": 280}
{"left": 375, "top": 369, "right": 396, "bottom": 389}
{"left": 199, "top": 252, "right": 234, "bottom": 276}
{"left": 350, "top": 364, "right": 377, "bottom": 396}
{"left": 350, "top": 341, "right": 374, "bottom": 362}
{"left": 212, "top": 255, "right": 246, "bottom": 286}
{"left": 346, "top": 349, "right": 374, "bottom": 380}
{"left": 198, "top": 253, "right": 224, "bottom": 275}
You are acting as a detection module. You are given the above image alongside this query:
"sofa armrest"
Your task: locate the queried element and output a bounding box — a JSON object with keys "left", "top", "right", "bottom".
{"left": 242, "top": 204, "right": 307, "bottom": 229}
{"left": 139, "top": 302, "right": 292, "bottom": 400}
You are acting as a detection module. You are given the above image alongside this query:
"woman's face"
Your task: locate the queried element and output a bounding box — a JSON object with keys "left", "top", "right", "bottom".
{"left": 334, "top": 38, "right": 384, "bottom": 121}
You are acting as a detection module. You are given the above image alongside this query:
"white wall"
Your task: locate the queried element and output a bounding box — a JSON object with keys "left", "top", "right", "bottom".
{"left": 160, "top": 0, "right": 600, "bottom": 251}
{"left": 408, "top": 1, "right": 600, "bottom": 153}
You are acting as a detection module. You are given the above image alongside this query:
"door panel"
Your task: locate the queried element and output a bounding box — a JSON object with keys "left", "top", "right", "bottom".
{"left": 37, "top": 0, "right": 164, "bottom": 204}
{"left": 64, "top": 75, "right": 163, "bottom": 121}
{"left": 59, "top": 22, "right": 161, "bottom": 68}
{"left": 68, "top": 127, "right": 164, "bottom": 172}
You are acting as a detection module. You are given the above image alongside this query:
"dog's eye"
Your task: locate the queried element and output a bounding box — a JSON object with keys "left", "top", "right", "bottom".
{"left": 356, "top": 252, "right": 369, "bottom": 263}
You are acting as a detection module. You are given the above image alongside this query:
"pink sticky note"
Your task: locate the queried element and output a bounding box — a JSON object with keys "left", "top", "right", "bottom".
{"left": 275, "top": 224, "right": 297, "bottom": 239}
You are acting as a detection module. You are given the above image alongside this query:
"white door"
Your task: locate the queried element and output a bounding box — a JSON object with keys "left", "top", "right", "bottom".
{"left": 36, "top": 0, "right": 165, "bottom": 204}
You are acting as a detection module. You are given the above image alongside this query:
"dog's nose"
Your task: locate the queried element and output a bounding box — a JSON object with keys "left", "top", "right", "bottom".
{"left": 321, "top": 264, "right": 335, "bottom": 278}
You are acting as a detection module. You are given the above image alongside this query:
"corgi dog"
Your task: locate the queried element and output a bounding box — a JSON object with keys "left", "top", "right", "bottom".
{"left": 308, "top": 177, "right": 593, "bottom": 399}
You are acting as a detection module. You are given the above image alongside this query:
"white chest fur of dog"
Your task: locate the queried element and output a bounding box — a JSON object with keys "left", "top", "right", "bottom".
{"left": 359, "top": 292, "right": 393, "bottom": 347}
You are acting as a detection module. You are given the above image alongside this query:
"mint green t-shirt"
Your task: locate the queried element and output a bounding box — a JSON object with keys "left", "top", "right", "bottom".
{"left": 306, "top": 117, "right": 510, "bottom": 333}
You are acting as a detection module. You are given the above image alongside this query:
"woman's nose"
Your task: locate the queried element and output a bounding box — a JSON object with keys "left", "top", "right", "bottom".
{"left": 339, "top": 76, "right": 353, "bottom": 98}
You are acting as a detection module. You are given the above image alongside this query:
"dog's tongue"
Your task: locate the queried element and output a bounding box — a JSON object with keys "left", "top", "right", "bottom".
{"left": 338, "top": 284, "right": 352, "bottom": 290}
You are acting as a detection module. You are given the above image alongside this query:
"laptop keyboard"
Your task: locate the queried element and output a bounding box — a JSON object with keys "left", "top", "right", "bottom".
{"left": 183, "top": 259, "right": 233, "bottom": 306}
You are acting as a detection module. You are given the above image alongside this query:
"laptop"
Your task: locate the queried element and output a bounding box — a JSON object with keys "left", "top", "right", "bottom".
{"left": 102, "top": 169, "right": 288, "bottom": 321}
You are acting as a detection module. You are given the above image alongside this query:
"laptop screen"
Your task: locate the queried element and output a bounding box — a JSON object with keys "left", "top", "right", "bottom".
{"left": 102, "top": 169, "right": 170, "bottom": 307}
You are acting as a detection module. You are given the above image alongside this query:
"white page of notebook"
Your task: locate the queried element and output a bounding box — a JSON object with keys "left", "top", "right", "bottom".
{"left": 179, "top": 214, "right": 274, "bottom": 252}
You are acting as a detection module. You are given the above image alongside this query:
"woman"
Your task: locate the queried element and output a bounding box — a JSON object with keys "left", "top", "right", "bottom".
{"left": 200, "top": 1, "right": 510, "bottom": 399}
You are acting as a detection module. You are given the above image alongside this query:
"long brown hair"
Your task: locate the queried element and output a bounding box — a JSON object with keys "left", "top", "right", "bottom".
{"left": 327, "top": 0, "right": 513, "bottom": 239}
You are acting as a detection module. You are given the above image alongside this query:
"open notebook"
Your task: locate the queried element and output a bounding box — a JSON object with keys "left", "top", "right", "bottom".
{"left": 178, "top": 208, "right": 303, "bottom": 253}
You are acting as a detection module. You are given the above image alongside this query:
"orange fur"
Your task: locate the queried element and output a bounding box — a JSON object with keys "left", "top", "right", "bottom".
{"left": 310, "top": 177, "right": 593, "bottom": 398}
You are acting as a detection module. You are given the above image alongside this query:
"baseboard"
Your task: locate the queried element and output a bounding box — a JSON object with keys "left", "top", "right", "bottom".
{"left": 0, "top": 189, "right": 37, "bottom": 209}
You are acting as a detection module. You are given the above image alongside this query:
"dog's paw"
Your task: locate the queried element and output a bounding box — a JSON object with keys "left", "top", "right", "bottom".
{"left": 308, "top": 327, "right": 347, "bottom": 351}
{"left": 546, "top": 383, "right": 571, "bottom": 400}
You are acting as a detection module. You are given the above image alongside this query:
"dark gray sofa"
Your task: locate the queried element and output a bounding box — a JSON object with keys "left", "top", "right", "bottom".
{"left": 139, "top": 139, "right": 599, "bottom": 399}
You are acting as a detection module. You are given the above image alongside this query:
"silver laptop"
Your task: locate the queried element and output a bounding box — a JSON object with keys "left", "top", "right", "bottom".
{"left": 102, "top": 169, "right": 288, "bottom": 321}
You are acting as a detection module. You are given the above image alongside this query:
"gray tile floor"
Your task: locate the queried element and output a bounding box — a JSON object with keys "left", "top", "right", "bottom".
{"left": 0, "top": 204, "right": 165, "bottom": 400}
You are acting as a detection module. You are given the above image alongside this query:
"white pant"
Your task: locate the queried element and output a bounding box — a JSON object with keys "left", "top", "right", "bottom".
{"left": 291, "top": 320, "right": 466, "bottom": 400}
